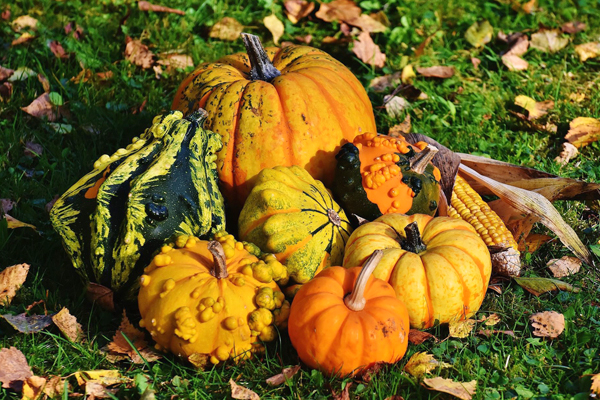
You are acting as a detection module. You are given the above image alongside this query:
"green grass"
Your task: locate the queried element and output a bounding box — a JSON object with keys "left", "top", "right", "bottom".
{"left": 1, "top": 0, "right": 600, "bottom": 398}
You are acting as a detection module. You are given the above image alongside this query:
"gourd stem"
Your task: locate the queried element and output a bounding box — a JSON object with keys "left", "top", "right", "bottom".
{"left": 327, "top": 208, "right": 342, "bottom": 227}
{"left": 402, "top": 222, "right": 427, "bottom": 253}
{"left": 241, "top": 33, "right": 282, "bottom": 82}
{"left": 344, "top": 250, "right": 384, "bottom": 311}
{"left": 410, "top": 144, "right": 439, "bottom": 174}
{"left": 208, "top": 241, "right": 228, "bottom": 279}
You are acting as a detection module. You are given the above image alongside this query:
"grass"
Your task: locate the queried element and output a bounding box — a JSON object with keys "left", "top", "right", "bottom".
{"left": 1, "top": 0, "right": 600, "bottom": 398}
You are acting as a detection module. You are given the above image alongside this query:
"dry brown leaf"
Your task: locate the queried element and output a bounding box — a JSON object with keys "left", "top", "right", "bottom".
{"left": 530, "top": 29, "right": 569, "bottom": 53}
{"left": 21, "top": 92, "right": 59, "bottom": 121}
{"left": 347, "top": 14, "right": 387, "bottom": 33}
{"left": 315, "top": 0, "right": 360, "bottom": 23}
{"left": 449, "top": 319, "right": 476, "bottom": 338}
{"left": 561, "top": 21, "right": 586, "bottom": 34}
{"left": 408, "top": 329, "right": 436, "bottom": 345}
{"left": 21, "top": 375, "right": 47, "bottom": 400}
{"left": 264, "top": 14, "right": 285, "bottom": 45}
{"left": 404, "top": 352, "right": 451, "bottom": 378}
{"left": 12, "top": 15, "right": 38, "bottom": 31}
{"left": 514, "top": 95, "right": 554, "bottom": 120}
{"left": 157, "top": 54, "right": 194, "bottom": 71}
{"left": 389, "top": 114, "right": 411, "bottom": 137}
{"left": 502, "top": 54, "right": 528, "bottom": 71}
{"left": 0, "top": 263, "right": 30, "bottom": 305}
{"left": 0, "top": 66, "right": 14, "bottom": 81}
{"left": 322, "top": 36, "right": 352, "bottom": 45}
{"left": 352, "top": 31, "right": 385, "bottom": 68}
{"left": 521, "top": 233, "right": 553, "bottom": 252}
{"left": 295, "top": 34, "right": 312, "bottom": 44}
{"left": 266, "top": 365, "right": 301, "bottom": 386}
{"left": 471, "top": 57, "right": 481, "bottom": 70}
{"left": 554, "top": 142, "right": 578, "bottom": 166}
{"left": 0, "top": 82, "right": 13, "bottom": 101}
{"left": 547, "top": 256, "right": 582, "bottom": 278}
{"left": 384, "top": 95, "right": 409, "bottom": 119}
{"left": 124, "top": 38, "right": 154, "bottom": 69}
{"left": 482, "top": 313, "right": 501, "bottom": 326}
{"left": 64, "top": 22, "right": 84, "bottom": 40}
{"left": 188, "top": 353, "right": 210, "bottom": 370}
{"left": 591, "top": 373, "right": 600, "bottom": 395}
{"left": 505, "top": 35, "right": 529, "bottom": 56}
{"left": 2, "top": 9, "right": 11, "bottom": 20}
{"left": 138, "top": 1, "right": 185, "bottom": 15}
{"left": 332, "top": 382, "right": 352, "bottom": 400}
{"left": 477, "top": 329, "right": 516, "bottom": 337}
{"left": 107, "top": 311, "right": 161, "bottom": 364}
{"left": 422, "top": 377, "right": 477, "bottom": 400}
{"left": 530, "top": 311, "right": 564, "bottom": 338}
{"left": 401, "top": 64, "right": 416, "bottom": 84}
{"left": 0, "top": 347, "right": 33, "bottom": 391}
{"left": 85, "top": 381, "right": 118, "bottom": 398}
{"left": 574, "top": 42, "right": 600, "bottom": 62}
{"left": 12, "top": 32, "right": 35, "bottom": 46}
{"left": 565, "top": 117, "right": 600, "bottom": 148}
{"left": 36, "top": 74, "right": 50, "bottom": 93}
{"left": 416, "top": 66, "right": 454, "bottom": 78}
{"left": 52, "top": 307, "right": 83, "bottom": 342}
{"left": 49, "top": 40, "right": 68, "bottom": 59}
{"left": 209, "top": 17, "right": 243, "bottom": 41}
{"left": 369, "top": 71, "right": 401, "bottom": 92}
{"left": 521, "top": 0, "right": 537, "bottom": 13}
{"left": 284, "top": 0, "right": 315, "bottom": 24}
{"left": 230, "top": 379, "right": 260, "bottom": 400}
{"left": 85, "top": 283, "right": 115, "bottom": 312}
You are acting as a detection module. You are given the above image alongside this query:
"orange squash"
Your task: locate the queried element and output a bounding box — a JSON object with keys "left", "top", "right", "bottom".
{"left": 172, "top": 34, "right": 376, "bottom": 212}
{"left": 288, "top": 251, "right": 410, "bottom": 377}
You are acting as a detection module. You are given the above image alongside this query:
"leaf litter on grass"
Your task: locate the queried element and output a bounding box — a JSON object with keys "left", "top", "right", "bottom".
{"left": 0, "top": 263, "right": 30, "bottom": 305}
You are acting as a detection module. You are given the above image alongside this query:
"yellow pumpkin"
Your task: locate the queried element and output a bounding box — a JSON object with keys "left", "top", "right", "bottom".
{"left": 343, "top": 214, "right": 492, "bottom": 329}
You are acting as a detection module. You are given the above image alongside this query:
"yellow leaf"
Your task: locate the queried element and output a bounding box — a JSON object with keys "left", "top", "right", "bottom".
{"left": 0, "top": 263, "right": 30, "bottom": 305}
{"left": 482, "top": 313, "right": 501, "bottom": 326}
{"left": 564, "top": 117, "right": 600, "bottom": 148}
{"left": 514, "top": 95, "right": 554, "bottom": 120}
{"left": 401, "top": 64, "right": 416, "bottom": 84}
{"left": 449, "top": 319, "right": 476, "bottom": 338}
{"left": 465, "top": 20, "right": 493, "bottom": 48}
{"left": 263, "top": 14, "right": 284, "bottom": 45}
{"left": 591, "top": 373, "right": 600, "bottom": 395}
{"left": 21, "top": 376, "right": 46, "bottom": 400}
{"left": 422, "top": 377, "right": 477, "bottom": 400}
{"left": 74, "top": 370, "right": 126, "bottom": 387}
{"left": 404, "top": 352, "right": 451, "bottom": 378}
{"left": 12, "top": 15, "right": 38, "bottom": 31}
{"left": 574, "top": 42, "right": 600, "bottom": 62}
{"left": 530, "top": 29, "right": 569, "bottom": 53}
{"left": 209, "top": 17, "right": 243, "bottom": 41}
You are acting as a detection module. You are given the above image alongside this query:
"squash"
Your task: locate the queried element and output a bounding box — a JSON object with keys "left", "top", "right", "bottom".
{"left": 172, "top": 33, "right": 376, "bottom": 213}
{"left": 239, "top": 166, "right": 352, "bottom": 287}
{"left": 332, "top": 133, "right": 441, "bottom": 221}
{"left": 50, "top": 110, "right": 226, "bottom": 300}
{"left": 343, "top": 213, "right": 492, "bottom": 329}
{"left": 288, "top": 251, "right": 410, "bottom": 376}
{"left": 138, "top": 232, "right": 290, "bottom": 365}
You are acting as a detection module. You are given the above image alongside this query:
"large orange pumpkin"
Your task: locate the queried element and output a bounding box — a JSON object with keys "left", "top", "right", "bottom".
{"left": 172, "top": 34, "right": 376, "bottom": 211}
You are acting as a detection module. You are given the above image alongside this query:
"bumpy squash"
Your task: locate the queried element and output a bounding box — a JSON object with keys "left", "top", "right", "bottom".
{"left": 138, "top": 232, "right": 290, "bottom": 365}
{"left": 343, "top": 213, "right": 492, "bottom": 329}
{"left": 239, "top": 166, "right": 352, "bottom": 287}
{"left": 289, "top": 251, "right": 410, "bottom": 376}
{"left": 50, "top": 110, "right": 225, "bottom": 299}
{"left": 172, "top": 33, "right": 376, "bottom": 212}
{"left": 333, "top": 133, "right": 441, "bottom": 221}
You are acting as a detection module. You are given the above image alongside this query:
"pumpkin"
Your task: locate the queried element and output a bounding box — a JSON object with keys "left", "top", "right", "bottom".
{"left": 172, "top": 33, "right": 376, "bottom": 212}
{"left": 288, "top": 251, "right": 410, "bottom": 376}
{"left": 138, "top": 232, "right": 290, "bottom": 365}
{"left": 50, "top": 110, "right": 226, "bottom": 300}
{"left": 343, "top": 213, "right": 492, "bottom": 329}
{"left": 238, "top": 166, "right": 352, "bottom": 287}
{"left": 332, "top": 133, "right": 441, "bottom": 221}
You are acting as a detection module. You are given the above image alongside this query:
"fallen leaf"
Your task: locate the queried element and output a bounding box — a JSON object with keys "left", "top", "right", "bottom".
{"left": 471, "top": 57, "right": 481, "bottom": 70}
{"left": 107, "top": 311, "right": 161, "bottom": 364}
{"left": 422, "top": 377, "right": 477, "bottom": 400}
{"left": 369, "top": 71, "right": 401, "bottom": 92}
{"left": 352, "top": 31, "right": 386, "bottom": 68}
{"left": 332, "top": 382, "right": 352, "bottom": 400}
{"left": 514, "top": 95, "right": 554, "bottom": 120}
{"left": 41, "top": 376, "right": 68, "bottom": 398}
{"left": 384, "top": 95, "right": 409, "bottom": 119}
{"left": 209, "top": 17, "right": 243, "bottom": 41}
{"left": 547, "top": 256, "right": 582, "bottom": 278}
{"left": 401, "top": 64, "right": 416, "bottom": 84}
{"left": 505, "top": 35, "right": 529, "bottom": 56}
{"left": 8, "top": 67, "right": 37, "bottom": 82}
{"left": 530, "top": 311, "right": 564, "bottom": 338}
{"left": 359, "top": 362, "right": 385, "bottom": 383}
{"left": 322, "top": 36, "right": 352, "bottom": 45}
{"left": 12, "top": 32, "right": 35, "bottom": 46}
{"left": 408, "top": 329, "right": 435, "bottom": 345}
{"left": 2, "top": 9, "right": 10, "bottom": 20}
{"left": 48, "top": 40, "right": 68, "bottom": 59}
{"left": 284, "top": 0, "right": 315, "bottom": 24}
{"left": 74, "top": 370, "right": 129, "bottom": 387}
{"left": 264, "top": 14, "right": 285, "bottom": 45}
{"left": 465, "top": 20, "right": 493, "bottom": 48}
{"left": 52, "top": 307, "right": 83, "bottom": 342}
{"left": 1, "top": 199, "right": 15, "bottom": 213}
{"left": 389, "top": 114, "right": 411, "bottom": 137}
{"left": 574, "top": 42, "right": 600, "bottom": 62}
{"left": 404, "top": 352, "right": 451, "bottom": 378}
{"left": 384, "top": 397, "right": 404, "bottom": 400}
{"left": 85, "top": 283, "right": 115, "bottom": 312}
{"left": 416, "top": 66, "right": 454, "bottom": 78}
{"left": 0, "top": 264, "right": 30, "bottom": 305}
{"left": 530, "top": 29, "right": 569, "bottom": 53}
{"left": 561, "top": 21, "right": 586, "bottom": 34}
{"left": 591, "top": 373, "right": 600, "bottom": 395}
{"left": 12, "top": 15, "right": 38, "bottom": 31}
{"left": 230, "top": 379, "right": 260, "bottom": 400}
{"left": 521, "top": 0, "right": 537, "bottom": 13}
{"left": 569, "top": 92, "right": 585, "bottom": 102}
{"left": 266, "top": 365, "right": 300, "bottom": 386}
{"left": 188, "top": 353, "right": 210, "bottom": 370}
{"left": 0, "top": 347, "right": 33, "bottom": 391}
{"left": 85, "top": 381, "right": 118, "bottom": 398}
{"left": 64, "top": 22, "right": 84, "bottom": 40}
{"left": 315, "top": 0, "right": 360, "bottom": 23}
{"left": 477, "top": 329, "right": 516, "bottom": 338}
{"left": 124, "top": 38, "right": 154, "bottom": 69}
{"left": 156, "top": 54, "right": 194, "bottom": 71}
{"left": 521, "top": 233, "right": 553, "bottom": 252}
{"left": 514, "top": 276, "right": 580, "bottom": 296}
{"left": 0, "top": 66, "right": 14, "bottom": 81}
{"left": 138, "top": 1, "right": 185, "bottom": 15}
{"left": 4, "top": 215, "right": 36, "bottom": 230}
{"left": 24, "top": 141, "right": 43, "bottom": 157}
{"left": 347, "top": 14, "right": 387, "bottom": 33}
{"left": 482, "top": 313, "right": 501, "bottom": 326}
{"left": 449, "top": 319, "right": 476, "bottom": 338}
{"left": 0, "top": 313, "right": 53, "bottom": 334}
{"left": 21, "top": 375, "right": 46, "bottom": 400}
{"left": 554, "top": 142, "right": 578, "bottom": 166}
{"left": 0, "top": 82, "right": 12, "bottom": 101}
{"left": 21, "top": 93, "right": 59, "bottom": 121}
{"left": 565, "top": 117, "right": 600, "bottom": 148}
{"left": 295, "top": 34, "right": 312, "bottom": 44}
{"left": 37, "top": 74, "right": 50, "bottom": 92}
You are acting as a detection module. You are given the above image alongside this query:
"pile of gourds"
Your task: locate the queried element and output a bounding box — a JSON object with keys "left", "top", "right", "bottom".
{"left": 51, "top": 33, "right": 588, "bottom": 377}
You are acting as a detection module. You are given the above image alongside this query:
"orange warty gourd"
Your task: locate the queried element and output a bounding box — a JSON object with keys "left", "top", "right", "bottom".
{"left": 172, "top": 33, "right": 376, "bottom": 211}
{"left": 343, "top": 214, "right": 492, "bottom": 329}
{"left": 288, "top": 251, "right": 410, "bottom": 377}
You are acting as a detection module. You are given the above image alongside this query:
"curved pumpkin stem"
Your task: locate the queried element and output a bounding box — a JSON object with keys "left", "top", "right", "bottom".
{"left": 410, "top": 144, "right": 439, "bottom": 174}
{"left": 241, "top": 33, "right": 282, "bottom": 82}
{"left": 345, "top": 250, "right": 384, "bottom": 311}
{"left": 401, "top": 221, "right": 427, "bottom": 253}
{"left": 208, "top": 240, "right": 228, "bottom": 279}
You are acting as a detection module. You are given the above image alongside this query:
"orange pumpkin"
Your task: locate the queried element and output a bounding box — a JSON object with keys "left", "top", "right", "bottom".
{"left": 172, "top": 34, "right": 376, "bottom": 211}
{"left": 343, "top": 214, "right": 492, "bottom": 329}
{"left": 288, "top": 251, "right": 410, "bottom": 377}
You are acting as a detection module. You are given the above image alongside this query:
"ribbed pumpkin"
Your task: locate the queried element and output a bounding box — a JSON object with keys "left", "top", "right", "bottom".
{"left": 343, "top": 213, "right": 492, "bottom": 329}
{"left": 172, "top": 33, "right": 376, "bottom": 212}
{"left": 239, "top": 166, "right": 352, "bottom": 287}
{"left": 289, "top": 251, "right": 410, "bottom": 376}
{"left": 333, "top": 133, "right": 441, "bottom": 221}
{"left": 50, "top": 110, "right": 225, "bottom": 299}
{"left": 138, "top": 232, "right": 290, "bottom": 365}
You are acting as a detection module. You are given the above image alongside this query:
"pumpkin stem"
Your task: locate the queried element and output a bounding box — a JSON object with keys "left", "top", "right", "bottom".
{"left": 401, "top": 221, "right": 427, "bottom": 253}
{"left": 241, "top": 33, "right": 282, "bottom": 82}
{"left": 327, "top": 209, "right": 342, "bottom": 227}
{"left": 186, "top": 108, "right": 209, "bottom": 126}
{"left": 410, "top": 144, "right": 439, "bottom": 174}
{"left": 344, "top": 250, "right": 384, "bottom": 312}
{"left": 208, "top": 240, "right": 228, "bottom": 279}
